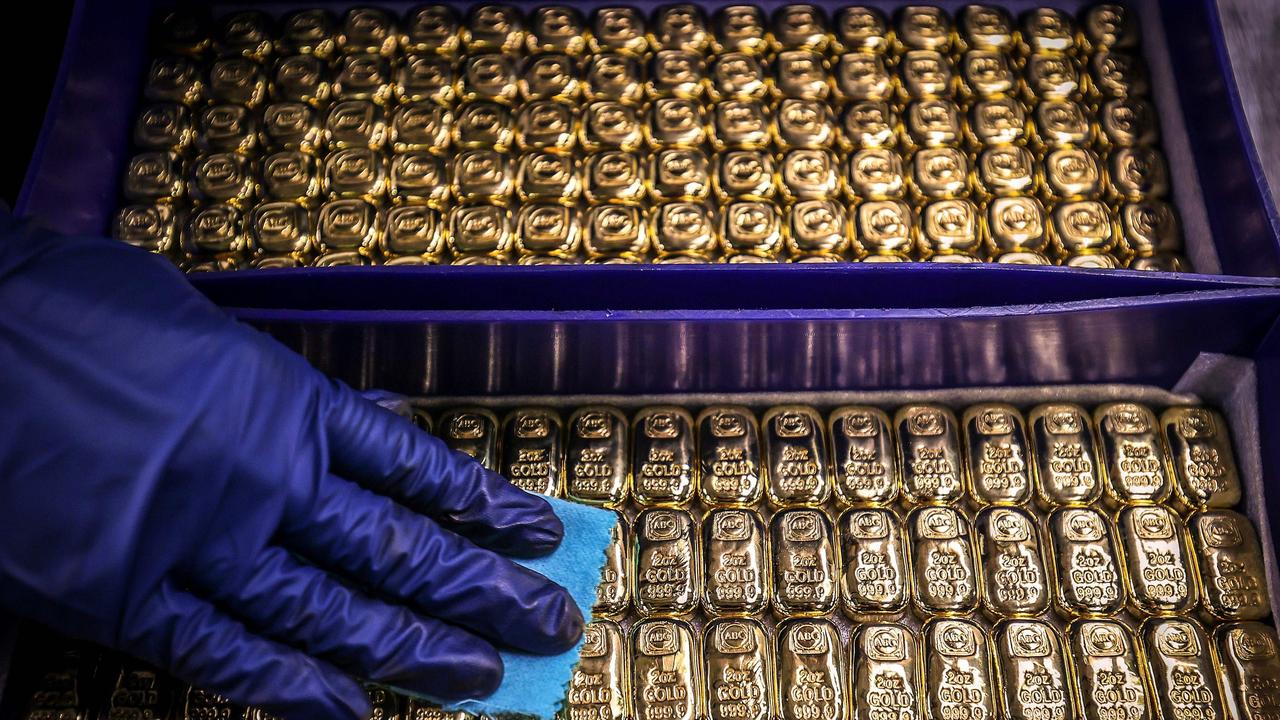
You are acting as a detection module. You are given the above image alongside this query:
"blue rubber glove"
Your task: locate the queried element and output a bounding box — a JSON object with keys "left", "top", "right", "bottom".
{"left": 0, "top": 215, "right": 583, "bottom": 719}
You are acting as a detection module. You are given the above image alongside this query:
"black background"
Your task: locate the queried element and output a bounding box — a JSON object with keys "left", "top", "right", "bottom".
{"left": 5, "top": 4, "right": 76, "bottom": 208}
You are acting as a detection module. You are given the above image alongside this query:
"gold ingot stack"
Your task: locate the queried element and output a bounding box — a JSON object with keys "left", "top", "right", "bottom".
{"left": 116, "top": 3, "right": 1192, "bottom": 269}
{"left": 20, "top": 397, "right": 1280, "bottom": 720}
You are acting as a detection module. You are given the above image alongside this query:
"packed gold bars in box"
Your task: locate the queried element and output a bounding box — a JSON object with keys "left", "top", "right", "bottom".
{"left": 20, "top": 393, "right": 1280, "bottom": 720}
{"left": 117, "top": 4, "right": 1195, "bottom": 270}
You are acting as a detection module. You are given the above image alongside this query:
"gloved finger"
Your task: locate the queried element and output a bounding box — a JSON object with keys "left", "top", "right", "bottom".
{"left": 124, "top": 580, "right": 369, "bottom": 720}
{"left": 323, "top": 383, "right": 563, "bottom": 558}
{"left": 195, "top": 545, "right": 503, "bottom": 700}
{"left": 282, "top": 473, "right": 583, "bottom": 655}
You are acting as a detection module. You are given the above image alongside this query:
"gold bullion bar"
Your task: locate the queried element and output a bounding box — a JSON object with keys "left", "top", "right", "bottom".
{"left": 923, "top": 617, "right": 995, "bottom": 720}
{"left": 1066, "top": 619, "right": 1151, "bottom": 720}
{"left": 975, "top": 506, "right": 1050, "bottom": 618}
{"left": 763, "top": 406, "right": 831, "bottom": 507}
{"left": 992, "top": 620, "right": 1076, "bottom": 720}
{"left": 1115, "top": 505, "right": 1197, "bottom": 616}
{"left": 1140, "top": 618, "right": 1227, "bottom": 720}
{"left": 777, "top": 618, "right": 846, "bottom": 720}
{"left": 364, "top": 685, "right": 401, "bottom": 720}
{"left": 1161, "top": 407, "right": 1243, "bottom": 510}
{"left": 702, "top": 507, "right": 769, "bottom": 616}
{"left": 850, "top": 623, "right": 921, "bottom": 720}
{"left": 499, "top": 408, "right": 562, "bottom": 497}
{"left": 829, "top": 406, "right": 899, "bottom": 506}
{"left": 404, "top": 698, "right": 468, "bottom": 720}
{"left": 566, "top": 407, "right": 630, "bottom": 507}
{"left": 635, "top": 508, "right": 700, "bottom": 618}
{"left": 1215, "top": 622, "right": 1280, "bottom": 720}
{"left": 105, "top": 664, "right": 178, "bottom": 720}
{"left": 1030, "top": 403, "right": 1104, "bottom": 508}
{"left": 184, "top": 688, "right": 255, "bottom": 720}
{"left": 566, "top": 620, "right": 630, "bottom": 720}
{"left": 772, "top": 508, "right": 839, "bottom": 616}
{"left": 908, "top": 506, "right": 979, "bottom": 616}
{"left": 1190, "top": 509, "right": 1272, "bottom": 622}
{"left": 895, "top": 404, "right": 964, "bottom": 505}
{"left": 704, "top": 618, "right": 773, "bottom": 720}
{"left": 839, "top": 508, "right": 910, "bottom": 620}
{"left": 440, "top": 407, "right": 499, "bottom": 468}
{"left": 698, "top": 406, "right": 765, "bottom": 507}
{"left": 1095, "top": 399, "right": 1172, "bottom": 502}
{"left": 963, "top": 403, "right": 1033, "bottom": 507}
{"left": 1047, "top": 507, "right": 1124, "bottom": 617}
{"left": 632, "top": 619, "right": 702, "bottom": 720}
{"left": 595, "top": 513, "right": 630, "bottom": 618}
{"left": 632, "top": 407, "right": 697, "bottom": 507}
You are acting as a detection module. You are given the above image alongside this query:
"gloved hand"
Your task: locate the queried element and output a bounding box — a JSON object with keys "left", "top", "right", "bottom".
{"left": 0, "top": 214, "right": 582, "bottom": 720}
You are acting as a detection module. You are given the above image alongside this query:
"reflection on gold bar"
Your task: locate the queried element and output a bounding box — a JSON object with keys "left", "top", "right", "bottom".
{"left": 632, "top": 619, "right": 702, "bottom": 720}
{"left": 565, "top": 406, "right": 630, "bottom": 507}
{"left": 975, "top": 506, "right": 1050, "bottom": 618}
{"left": 923, "top": 618, "right": 995, "bottom": 720}
{"left": 763, "top": 406, "right": 831, "bottom": 507}
{"left": 1140, "top": 618, "right": 1226, "bottom": 720}
{"left": 776, "top": 619, "right": 846, "bottom": 720}
{"left": 633, "top": 407, "right": 697, "bottom": 507}
{"left": 963, "top": 404, "right": 1032, "bottom": 507}
{"left": 703, "top": 618, "right": 772, "bottom": 720}
{"left": 895, "top": 405, "right": 963, "bottom": 506}
{"left": 635, "top": 508, "right": 700, "bottom": 618}
{"left": 594, "top": 514, "right": 630, "bottom": 618}
{"left": 566, "top": 621, "right": 630, "bottom": 720}
{"left": 500, "top": 407, "right": 563, "bottom": 496}
{"left": 702, "top": 508, "right": 769, "bottom": 616}
{"left": 849, "top": 623, "right": 921, "bottom": 720}
{"left": 1215, "top": 622, "right": 1280, "bottom": 720}
{"left": 1115, "top": 505, "right": 1196, "bottom": 615}
{"left": 991, "top": 620, "right": 1074, "bottom": 720}
{"left": 829, "top": 406, "right": 899, "bottom": 506}
{"left": 1066, "top": 619, "right": 1150, "bottom": 720}
{"left": 1047, "top": 508, "right": 1124, "bottom": 617}
{"left": 771, "top": 508, "right": 838, "bottom": 617}
{"left": 839, "top": 508, "right": 910, "bottom": 620}
{"left": 698, "top": 406, "right": 764, "bottom": 507}
{"left": 1190, "top": 510, "right": 1271, "bottom": 622}
{"left": 1095, "top": 402, "right": 1172, "bottom": 505}
{"left": 909, "top": 506, "right": 978, "bottom": 616}
{"left": 1162, "top": 407, "right": 1243, "bottom": 510}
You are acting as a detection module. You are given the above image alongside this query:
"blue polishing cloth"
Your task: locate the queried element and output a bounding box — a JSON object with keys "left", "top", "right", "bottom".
{"left": 403, "top": 497, "right": 618, "bottom": 719}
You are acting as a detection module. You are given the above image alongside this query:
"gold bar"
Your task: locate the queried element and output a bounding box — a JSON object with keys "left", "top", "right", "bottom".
{"left": 1115, "top": 505, "right": 1196, "bottom": 616}
{"left": 963, "top": 404, "right": 1032, "bottom": 507}
{"left": 897, "top": 6, "right": 953, "bottom": 53}
{"left": 1095, "top": 402, "right": 1173, "bottom": 505}
{"left": 1109, "top": 147, "right": 1170, "bottom": 202}
{"left": 567, "top": 620, "right": 630, "bottom": 720}
{"left": 448, "top": 202, "right": 513, "bottom": 254}
{"left": 1140, "top": 618, "right": 1226, "bottom": 720}
{"left": 1022, "top": 8, "right": 1076, "bottom": 54}
{"left": 440, "top": 407, "right": 499, "bottom": 468}
{"left": 631, "top": 619, "right": 702, "bottom": 720}
{"left": 635, "top": 508, "right": 700, "bottom": 618}
{"left": 1043, "top": 147, "right": 1105, "bottom": 201}
{"left": 702, "top": 507, "right": 769, "bottom": 616}
{"left": 900, "top": 51, "right": 955, "bottom": 100}
{"left": 849, "top": 623, "right": 921, "bottom": 720}
{"left": 1029, "top": 403, "right": 1104, "bottom": 508}
{"left": 1161, "top": 407, "right": 1243, "bottom": 510}
{"left": 834, "top": 7, "right": 888, "bottom": 54}
{"left": 1190, "top": 509, "right": 1271, "bottom": 622}
{"left": 184, "top": 688, "right": 254, "bottom": 720}
{"left": 976, "top": 506, "right": 1050, "bottom": 618}
{"left": 829, "top": 406, "right": 899, "bottom": 506}
{"left": 365, "top": 685, "right": 401, "bottom": 720}
{"left": 776, "top": 619, "right": 846, "bottom": 720}
{"left": 1215, "top": 622, "right": 1280, "bottom": 720}
{"left": 1047, "top": 508, "right": 1124, "bottom": 617}
{"left": 839, "top": 508, "right": 910, "bottom": 619}
{"left": 453, "top": 101, "right": 514, "bottom": 150}
{"left": 762, "top": 406, "right": 831, "bottom": 507}
{"left": 594, "top": 513, "right": 630, "bottom": 618}
{"left": 565, "top": 407, "right": 630, "bottom": 508}
{"left": 632, "top": 407, "right": 697, "bottom": 507}
{"left": 835, "top": 53, "right": 893, "bottom": 103}
{"left": 104, "top": 665, "right": 177, "bottom": 719}
{"left": 923, "top": 618, "right": 995, "bottom": 720}
{"left": 499, "top": 408, "right": 562, "bottom": 497}
{"left": 976, "top": 146, "right": 1037, "bottom": 198}
{"left": 968, "top": 98, "right": 1027, "bottom": 147}
{"left": 1066, "top": 619, "right": 1151, "bottom": 720}
{"left": 771, "top": 508, "right": 838, "bottom": 617}
{"left": 704, "top": 618, "right": 773, "bottom": 720}
{"left": 591, "top": 7, "right": 649, "bottom": 56}
{"left": 529, "top": 7, "right": 587, "bottom": 55}
{"left": 895, "top": 404, "right": 964, "bottom": 506}
{"left": 991, "top": 620, "right": 1074, "bottom": 720}
{"left": 908, "top": 506, "right": 979, "bottom": 616}
{"left": 713, "top": 6, "right": 768, "bottom": 55}
{"left": 115, "top": 204, "right": 179, "bottom": 255}
{"left": 1083, "top": 5, "right": 1140, "bottom": 52}
{"left": 698, "top": 406, "right": 765, "bottom": 507}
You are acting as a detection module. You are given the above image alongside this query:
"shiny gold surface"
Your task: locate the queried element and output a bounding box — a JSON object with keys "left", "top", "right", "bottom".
{"left": 703, "top": 618, "right": 772, "bottom": 720}
{"left": 1047, "top": 507, "right": 1124, "bottom": 617}
{"left": 839, "top": 508, "right": 910, "bottom": 619}
{"left": 896, "top": 404, "right": 963, "bottom": 506}
{"left": 923, "top": 617, "right": 995, "bottom": 720}
{"left": 771, "top": 508, "right": 838, "bottom": 617}
{"left": 963, "top": 404, "right": 1032, "bottom": 506}
{"left": 909, "top": 506, "right": 978, "bottom": 615}
{"left": 1190, "top": 509, "right": 1271, "bottom": 621}
{"left": 1140, "top": 618, "right": 1226, "bottom": 720}
{"left": 992, "top": 620, "right": 1076, "bottom": 720}
{"left": 132, "top": 4, "right": 1193, "bottom": 270}
{"left": 976, "top": 506, "right": 1050, "bottom": 618}
{"left": 635, "top": 508, "right": 700, "bottom": 618}
{"left": 703, "top": 508, "right": 769, "bottom": 616}
{"left": 776, "top": 619, "right": 846, "bottom": 720}
{"left": 1115, "top": 505, "right": 1196, "bottom": 616}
